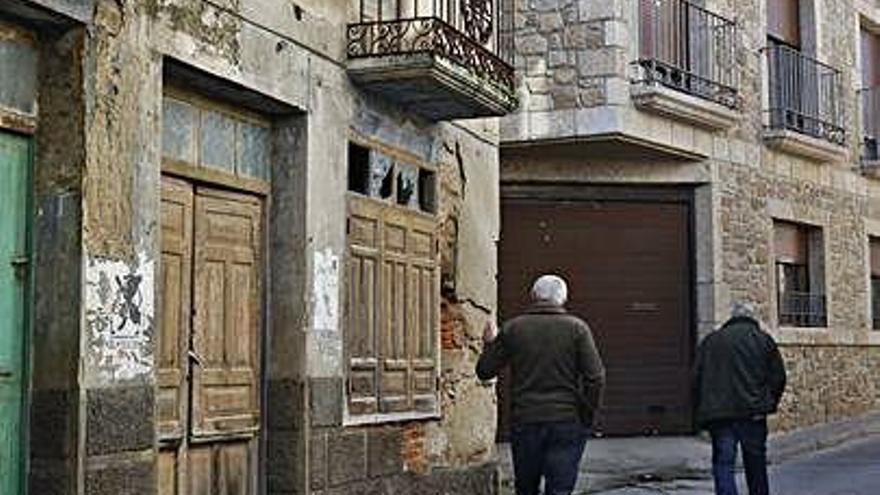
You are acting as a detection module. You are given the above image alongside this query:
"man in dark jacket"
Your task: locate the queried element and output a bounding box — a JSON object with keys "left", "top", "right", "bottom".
{"left": 477, "top": 274, "right": 605, "bottom": 495}
{"left": 693, "top": 303, "right": 787, "bottom": 495}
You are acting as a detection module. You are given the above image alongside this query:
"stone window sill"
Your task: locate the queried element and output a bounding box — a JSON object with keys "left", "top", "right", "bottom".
{"left": 763, "top": 129, "right": 847, "bottom": 163}
{"left": 343, "top": 410, "right": 440, "bottom": 427}
{"left": 631, "top": 83, "right": 739, "bottom": 131}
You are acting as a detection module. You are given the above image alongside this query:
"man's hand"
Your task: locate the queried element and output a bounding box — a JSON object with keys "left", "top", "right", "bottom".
{"left": 483, "top": 319, "right": 498, "bottom": 344}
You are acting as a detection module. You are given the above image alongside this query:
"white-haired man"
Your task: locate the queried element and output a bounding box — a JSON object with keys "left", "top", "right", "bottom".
{"left": 477, "top": 274, "right": 605, "bottom": 495}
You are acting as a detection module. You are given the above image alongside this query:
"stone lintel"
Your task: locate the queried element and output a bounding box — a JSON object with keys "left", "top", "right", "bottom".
{"left": 763, "top": 129, "right": 848, "bottom": 163}
{"left": 631, "top": 83, "right": 740, "bottom": 131}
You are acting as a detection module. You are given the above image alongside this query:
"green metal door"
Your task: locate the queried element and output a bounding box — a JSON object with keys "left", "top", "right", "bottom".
{"left": 0, "top": 131, "right": 30, "bottom": 495}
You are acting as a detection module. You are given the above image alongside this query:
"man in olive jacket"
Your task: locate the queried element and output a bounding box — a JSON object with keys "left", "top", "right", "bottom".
{"left": 477, "top": 275, "right": 605, "bottom": 495}
{"left": 693, "top": 303, "right": 787, "bottom": 495}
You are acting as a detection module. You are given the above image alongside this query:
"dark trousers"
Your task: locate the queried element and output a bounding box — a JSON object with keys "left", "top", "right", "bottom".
{"left": 709, "top": 418, "right": 769, "bottom": 495}
{"left": 510, "top": 421, "right": 589, "bottom": 495}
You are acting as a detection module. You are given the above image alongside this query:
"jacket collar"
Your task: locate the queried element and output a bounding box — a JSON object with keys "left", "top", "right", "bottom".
{"left": 526, "top": 301, "right": 567, "bottom": 315}
{"left": 723, "top": 315, "right": 760, "bottom": 329}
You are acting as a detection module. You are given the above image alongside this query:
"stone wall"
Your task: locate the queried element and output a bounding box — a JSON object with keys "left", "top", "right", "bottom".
{"left": 511, "top": 0, "right": 628, "bottom": 113}
{"left": 502, "top": 0, "right": 880, "bottom": 436}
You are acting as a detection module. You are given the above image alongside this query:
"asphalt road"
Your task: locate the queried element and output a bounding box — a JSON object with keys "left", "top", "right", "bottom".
{"left": 595, "top": 435, "right": 880, "bottom": 495}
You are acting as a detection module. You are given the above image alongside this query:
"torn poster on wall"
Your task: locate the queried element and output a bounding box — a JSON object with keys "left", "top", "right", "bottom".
{"left": 84, "top": 253, "right": 155, "bottom": 386}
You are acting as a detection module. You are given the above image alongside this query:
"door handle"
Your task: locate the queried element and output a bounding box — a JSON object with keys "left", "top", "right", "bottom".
{"left": 10, "top": 255, "right": 29, "bottom": 281}
{"left": 0, "top": 370, "right": 13, "bottom": 378}
{"left": 188, "top": 350, "right": 203, "bottom": 367}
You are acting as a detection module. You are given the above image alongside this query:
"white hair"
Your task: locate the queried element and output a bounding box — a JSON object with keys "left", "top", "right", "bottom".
{"left": 731, "top": 301, "right": 757, "bottom": 320}
{"left": 531, "top": 275, "right": 568, "bottom": 307}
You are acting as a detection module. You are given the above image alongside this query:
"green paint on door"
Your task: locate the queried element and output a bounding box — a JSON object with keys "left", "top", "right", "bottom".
{"left": 0, "top": 131, "right": 30, "bottom": 495}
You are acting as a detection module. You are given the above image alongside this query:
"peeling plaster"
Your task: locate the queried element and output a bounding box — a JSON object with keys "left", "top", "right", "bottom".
{"left": 312, "top": 247, "right": 340, "bottom": 331}
{"left": 84, "top": 252, "right": 154, "bottom": 386}
{"left": 309, "top": 248, "right": 342, "bottom": 375}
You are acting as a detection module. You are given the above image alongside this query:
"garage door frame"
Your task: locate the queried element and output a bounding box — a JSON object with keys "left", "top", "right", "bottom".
{"left": 498, "top": 183, "right": 698, "bottom": 438}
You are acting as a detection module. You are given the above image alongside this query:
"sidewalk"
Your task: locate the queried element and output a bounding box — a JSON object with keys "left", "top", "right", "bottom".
{"left": 498, "top": 436, "right": 712, "bottom": 494}
{"left": 497, "top": 412, "right": 880, "bottom": 494}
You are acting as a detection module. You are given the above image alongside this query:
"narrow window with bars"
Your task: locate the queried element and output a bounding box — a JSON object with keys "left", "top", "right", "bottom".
{"left": 774, "top": 220, "right": 826, "bottom": 328}
{"left": 869, "top": 237, "right": 880, "bottom": 330}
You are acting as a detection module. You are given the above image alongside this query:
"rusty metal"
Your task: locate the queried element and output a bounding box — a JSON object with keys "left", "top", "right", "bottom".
{"left": 765, "top": 43, "right": 846, "bottom": 145}
{"left": 634, "top": 0, "right": 738, "bottom": 108}
{"left": 348, "top": 0, "right": 514, "bottom": 91}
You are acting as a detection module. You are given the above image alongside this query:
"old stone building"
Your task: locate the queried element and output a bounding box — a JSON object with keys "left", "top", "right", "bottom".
{"left": 499, "top": 0, "right": 880, "bottom": 439}
{"left": 0, "top": 0, "right": 514, "bottom": 494}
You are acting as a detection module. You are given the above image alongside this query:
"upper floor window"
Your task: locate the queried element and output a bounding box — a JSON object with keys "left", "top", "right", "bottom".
{"left": 634, "top": 0, "right": 738, "bottom": 108}
{"left": 860, "top": 27, "right": 880, "bottom": 162}
{"left": 764, "top": 0, "right": 844, "bottom": 146}
{"left": 774, "top": 220, "right": 826, "bottom": 328}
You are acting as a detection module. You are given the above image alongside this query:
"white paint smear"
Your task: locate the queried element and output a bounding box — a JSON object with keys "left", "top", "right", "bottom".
{"left": 312, "top": 248, "right": 340, "bottom": 332}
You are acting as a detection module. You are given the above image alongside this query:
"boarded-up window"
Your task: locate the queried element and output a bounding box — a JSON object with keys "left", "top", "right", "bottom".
{"left": 346, "top": 141, "right": 439, "bottom": 420}
{"left": 768, "top": 0, "right": 800, "bottom": 47}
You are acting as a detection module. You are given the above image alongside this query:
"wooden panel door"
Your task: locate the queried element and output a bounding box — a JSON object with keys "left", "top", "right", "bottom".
{"left": 159, "top": 177, "right": 193, "bottom": 441}
{"left": 191, "top": 187, "right": 262, "bottom": 438}
{"left": 0, "top": 131, "right": 30, "bottom": 495}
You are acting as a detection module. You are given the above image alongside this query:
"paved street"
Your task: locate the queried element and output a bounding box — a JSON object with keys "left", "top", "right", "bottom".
{"left": 593, "top": 435, "right": 880, "bottom": 495}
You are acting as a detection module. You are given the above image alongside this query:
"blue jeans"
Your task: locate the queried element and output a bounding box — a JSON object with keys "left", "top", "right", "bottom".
{"left": 709, "top": 418, "right": 769, "bottom": 495}
{"left": 510, "top": 421, "right": 589, "bottom": 495}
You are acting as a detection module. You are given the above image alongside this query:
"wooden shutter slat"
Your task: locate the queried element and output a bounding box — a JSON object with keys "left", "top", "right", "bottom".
{"left": 768, "top": 0, "right": 800, "bottom": 47}
{"left": 158, "top": 176, "right": 194, "bottom": 440}
{"left": 191, "top": 186, "right": 262, "bottom": 438}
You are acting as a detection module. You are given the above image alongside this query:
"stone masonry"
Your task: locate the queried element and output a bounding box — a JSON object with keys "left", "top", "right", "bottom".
{"left": 502, "top": 0, "right": 880, "bottom": 438}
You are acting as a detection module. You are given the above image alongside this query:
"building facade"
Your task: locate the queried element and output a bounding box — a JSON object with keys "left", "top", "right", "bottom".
{"left": 0, "top": 0, "right": 515, "bottom": 494}
{"left": 499, "top": 0, "right": 880, "bottom": 438}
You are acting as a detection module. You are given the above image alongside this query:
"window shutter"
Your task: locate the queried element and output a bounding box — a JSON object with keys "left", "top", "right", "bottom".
{"left": 346, "top": 199, "right": 382, "bottom": 415}
{"left": 158, "top": 176, "right": 193, "bottom": 440}
{"left": 191, "top": 187, "right": 262, "bottom": 438}
{"left": 379, "top": 208, "right": 414, "bottom": 413}
{"left": 774, "top": 221, "right": 807, "bottom": 264}
{"left": 347, "top": 195, "right": 439, "bottom": 417}
{"left": 862, "top": 29, "right": 880, "bottom": 88}
{"left": 870, "top": 238, "right": 880, "bottom": 277}
{"left": 768, "top": 0, "right": 800, "bottom": 47}
{"left": 408, "top": 213, "right": 439, "bottom": 413}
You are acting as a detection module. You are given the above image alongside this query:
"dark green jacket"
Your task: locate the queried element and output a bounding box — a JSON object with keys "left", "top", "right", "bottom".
{"left": 693, "top": 316, "right": 787, "bottom": 427}
{"left": 476, "top": 303, "right": 606, "bottom": 426}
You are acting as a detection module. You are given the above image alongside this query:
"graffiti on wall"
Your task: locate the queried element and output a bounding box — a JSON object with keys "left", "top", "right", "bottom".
{"left": 84, "top": 253, "right": 155, "bottom": 385}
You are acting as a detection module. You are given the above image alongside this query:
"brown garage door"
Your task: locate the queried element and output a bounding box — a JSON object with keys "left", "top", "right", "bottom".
{"left": 498, "top": 192, "right": 693, "bottom": 437}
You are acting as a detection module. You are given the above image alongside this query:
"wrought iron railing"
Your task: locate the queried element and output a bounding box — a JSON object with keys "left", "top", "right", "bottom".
{"left": 634, "top": 0, "right": 738, "bottom": 108}
{"left": 860, "top": 86, "right": 880, "bottom": 163}
{"left": 765, "top": 43, "right": 845, "bottom": 145}
{"left": 347, "top": 0, "right": 515, "bottom": 91}
{"left": 778, "top": 291, "right": 826, "bottom": 328}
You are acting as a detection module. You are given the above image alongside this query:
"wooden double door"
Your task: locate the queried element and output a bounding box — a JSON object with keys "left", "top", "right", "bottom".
{"left": 158, "top": 176, "right": 263, "bottom": 494}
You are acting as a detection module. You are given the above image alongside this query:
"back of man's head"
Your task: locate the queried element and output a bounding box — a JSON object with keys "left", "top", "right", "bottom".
{"left": 531, "top": 274, "right": 568, "bottom": 307}
{"left": 731, "top": 302, "right": 757, "bottom": 321}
